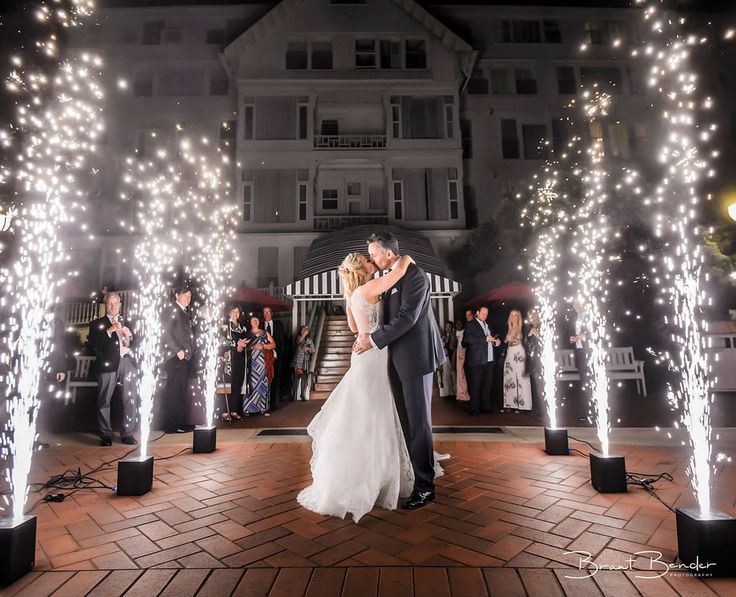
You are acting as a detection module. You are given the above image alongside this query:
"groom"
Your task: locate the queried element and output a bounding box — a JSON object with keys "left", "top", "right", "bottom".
{"left": 353, "top": 231, "right": 445, "bottom": 509}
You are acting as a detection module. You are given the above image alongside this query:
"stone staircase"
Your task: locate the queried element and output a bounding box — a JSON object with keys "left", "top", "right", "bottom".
{"left": 313, "top": 315, "right": 353, "bottom": 393}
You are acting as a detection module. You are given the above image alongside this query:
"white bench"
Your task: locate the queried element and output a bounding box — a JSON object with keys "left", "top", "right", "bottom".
{"left": 65, "top": 355, "right": 97, "bottom": 400}
{"left": 555, "top": 346, "right": 647, "bottom": 396}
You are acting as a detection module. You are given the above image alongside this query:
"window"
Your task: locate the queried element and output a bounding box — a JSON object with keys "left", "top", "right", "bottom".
{"left": 133, "top": 71, "right": 153, "bottom": 97}
{"left": 347, "top": 182, "right": 361, "bottom": 196}
{"left": 311, "top": 41, "right": 333, "bottom": 70}
{"left": 257, "top": 248, "right": 279, "bottom": 288}
{"left": 444, "top": 96, "right": 455, "bottom": 138}
{"left": 320, "top": 120, "right": 338, "bottom": 136}
{"left": 501, "top": 119, "right": 519, "bottom": 159}
{"left": 243, "top": 100, "right": 254, "bottom": 140}
{"left": 209, "top": 68, "right": 229, "bottom": 95}
{"left": 390, "top": 96, "right": 401, "bottom": 138}
{"left": 220, "top": 120, "right": 236, "bottom": 158}
{"left": 468, "top": 69, "right": 489, "bottom": 95}
{"left": 392, "top": 179, "right": 403, "bottom": 220}
{"left": 607, "top": 123, "right": 630, "bottom": 159}
{"left": 629, "top": 121, "right": 649, "bottom": 156}
{"left": 347, "top": 182, "right": 361, "bottom": 214}
{"left": 522, "top": 124, "right": 548, "bottom": 160}
{"left": 242, "top": 181, "right": 253, "bottom": 222}
{"left": 500, "top": 20, "right": 541, "bottom": 43}
{"left": 460, "top": 119, "right": 472, "bottom": 159}
{"left": 579, "top": 66, "right": 623, "bottom": 94}
{"left": 585, "top": 21, "right": 628, "bottom": 45}
{"left": 159, "top": 68, "right": 204, "bottom": 96}
{"left": 285, "top": 41, "right": 308, "bottom": 70}
{"left": 405, "top": 40, "right": 427, "bottom": 69}
{"left": 589, "top": 121, "right": 605, "bottom": 158}
{"left": 298, "top": 172, "right": 308, "bottom": 221}
{"left": 556, "top": 66, "right": 577, "bottom": 94}
{"left": 380, "top": 40, "right": 401, "bottom": 69}
{"left": 399, "top": 96, "right": 443, "bottom": 139}
{"left": 298, "top": 96, "right": 309, "bottom": 140}
{"left": 627, "top": 66, "right": 645, "bottom": 94}
{"left": 552, "top": 118, "right": 570, "bottom": 154}
{"left": 515, "top": 68, "right": 537, "bottom": 94}
{"left": 490, "top": 68, "right": 514, "bottom": 94}
{"left": 448, "top": 168, "right": 459, "bottom": 220}
{"left": 543, "top": 20, "right": 562, "bottom": 43}
{"left": 142, "top": 21, "right": 164, "bottom": 45}
{"left": 355, "top": 39, "right": 376, "bottom": 68}
{"left": 206, "top": 28, "right": 225, "bottom": 44}
{"left": 368, "top": 185, "right": 387, "bottom": 210}
{"left": 322, "top": 189, "right": 338, "bottom": 210}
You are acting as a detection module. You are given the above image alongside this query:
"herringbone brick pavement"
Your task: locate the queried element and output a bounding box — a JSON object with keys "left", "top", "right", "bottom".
{"left": 1, "top": 440, "right": 735, "bottom": 596}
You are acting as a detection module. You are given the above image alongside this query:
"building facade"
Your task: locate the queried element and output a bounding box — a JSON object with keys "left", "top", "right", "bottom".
{"left": 55, "top": 0, "right": 734, "bottom": 296}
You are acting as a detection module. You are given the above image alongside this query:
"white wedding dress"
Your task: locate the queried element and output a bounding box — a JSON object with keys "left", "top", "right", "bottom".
{"left": 297, "top": 287, "right": 415, "bottom": 523}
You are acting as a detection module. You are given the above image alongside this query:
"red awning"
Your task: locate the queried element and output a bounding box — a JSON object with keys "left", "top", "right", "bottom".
{"left": 465, "top": 281, "right": 534, "bottom": 307}
{"left": 229, "top": 283, "right": 292, "bottom": 312}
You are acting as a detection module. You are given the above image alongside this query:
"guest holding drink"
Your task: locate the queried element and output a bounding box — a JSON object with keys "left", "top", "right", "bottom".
{"left": 291, "top": 324, "right": 314, "bottom": 400}
{"left": 242, "top": 316, "right": 275, "bottom": 416}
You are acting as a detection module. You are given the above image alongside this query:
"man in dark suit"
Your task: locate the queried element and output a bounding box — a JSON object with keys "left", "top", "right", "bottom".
{"left": 87, "top": 292, "right": 138, "bottom": 446}
{"left": 354, "top": 231, "right": 445, "bottom": 510}
{"left": 262, "top": 306, "right": 289, "bottom": 409}
{"left": 462, "top": 306, "right": 501, "bottom": 416}
{"left": 162, "top": 286, "right": 195, "bottom": 433}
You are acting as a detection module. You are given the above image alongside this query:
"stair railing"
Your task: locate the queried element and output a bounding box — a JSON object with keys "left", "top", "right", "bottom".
{"left": 304, "top": 302, "right": 327, "bottom": 400}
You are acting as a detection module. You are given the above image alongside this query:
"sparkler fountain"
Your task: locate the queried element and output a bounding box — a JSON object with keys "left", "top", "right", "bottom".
{"left": 636, "top": 1, "right": 736, "bottom": 576}
{"left": 0, "top": 0, "right": 100, "bottom": 584}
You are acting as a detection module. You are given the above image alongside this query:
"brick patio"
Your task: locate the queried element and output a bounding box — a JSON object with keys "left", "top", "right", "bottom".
{"left": 2, "top": 435, "right": 736, "bottom": 596}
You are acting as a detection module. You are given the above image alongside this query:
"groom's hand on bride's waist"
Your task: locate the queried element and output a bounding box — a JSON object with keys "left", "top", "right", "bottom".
{"left": 353, "top": 334, "right": 373, "bottom": 354}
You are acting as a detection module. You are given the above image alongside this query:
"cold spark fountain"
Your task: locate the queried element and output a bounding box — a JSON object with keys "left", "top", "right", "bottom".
{"left": 0, "top": 0, "right": 100, "bottom": 584}
{"left": 636, "top": 1, "right": 736, "bottom": 574}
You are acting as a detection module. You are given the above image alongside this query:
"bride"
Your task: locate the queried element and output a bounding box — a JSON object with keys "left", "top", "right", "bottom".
{"left": 297, "top": 252, "right": 417, "bottom": 523}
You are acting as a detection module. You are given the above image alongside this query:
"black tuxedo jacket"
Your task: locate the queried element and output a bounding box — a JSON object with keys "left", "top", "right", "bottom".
{"left": 462, "top": 318, "right": 495, "bottom": 368}
{"left": 88, "top": 315, "right": 135, "bottom": 376}
{"left": 162, "top": 303, "right": 194, "bottom": 361}
{"left": 263, "top": 318, "right": 288, "bottom": 359}
{"left": 371, "top": 263, "right": 445, "bottom": 381}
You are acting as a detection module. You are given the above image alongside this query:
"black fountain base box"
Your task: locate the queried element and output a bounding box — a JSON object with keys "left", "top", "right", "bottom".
{"left": 0, "top": 515, "right": 36, "bottom": 585}
{"left": 589, "top": 452, "right": 627, "bottom": 493}
{"left": 116, "top": 456, "right": 153, "bottom": 496}
{"left": 544, "top": 428, "right": 569, "bottom": 455}
{"left": 676, "top": 506, "right": 736, "bottom": 577}
{"left": 193, "top": 426, "right": 217, "bottom": 453}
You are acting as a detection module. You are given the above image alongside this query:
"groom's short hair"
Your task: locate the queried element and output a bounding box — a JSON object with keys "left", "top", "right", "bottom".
{"left": 367, "top": 231, "right": 399, "bottom": 255}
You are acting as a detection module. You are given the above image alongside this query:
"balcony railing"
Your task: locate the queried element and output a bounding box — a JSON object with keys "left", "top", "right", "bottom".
{"left": 314, "top": 215, "right": 389, "bottom": 231}
{"left": 313, "top": 134, "right": 386, "bottom": 150}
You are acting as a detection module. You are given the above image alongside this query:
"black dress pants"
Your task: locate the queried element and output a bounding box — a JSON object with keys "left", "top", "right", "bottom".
{"left": 466, "top": 362, "right": 494, "bottom": 412}
{"left": 164, "top": 356, "right": 191, "bottom": 431}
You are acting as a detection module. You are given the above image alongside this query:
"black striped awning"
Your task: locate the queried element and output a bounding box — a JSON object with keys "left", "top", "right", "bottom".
{"left": 285, "top": 270, "right": 460, "bottom": 299}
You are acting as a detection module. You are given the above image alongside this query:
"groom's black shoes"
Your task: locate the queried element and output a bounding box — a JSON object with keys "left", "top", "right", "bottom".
{"left": 402, "top": 490, "right": 435, "bottom": 510}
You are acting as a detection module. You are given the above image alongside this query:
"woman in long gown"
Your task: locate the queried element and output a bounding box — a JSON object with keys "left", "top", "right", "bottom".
{"left": 502, "top": 308, "right": 533, "bottom": 412}
{"left": 297, "top": 252, "right": 417, "bottom": 523}
{"left": 217, "top": 305, "right": 248, "bottom": 421}
{"left": 454, "top": 319, "right": 470, "bottom": 402}
{"left": 242, "top": 315, "right": 276, "bottom": 416}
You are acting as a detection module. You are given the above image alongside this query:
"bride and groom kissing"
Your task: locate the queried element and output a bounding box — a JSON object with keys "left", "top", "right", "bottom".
{"left": 297, "top": 231, "right": 446, "bottom": 523}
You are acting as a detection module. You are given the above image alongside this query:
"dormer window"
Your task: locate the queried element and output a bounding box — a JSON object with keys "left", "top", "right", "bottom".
{"left": 404, "top": 40, "right": 426, "bottom": 69}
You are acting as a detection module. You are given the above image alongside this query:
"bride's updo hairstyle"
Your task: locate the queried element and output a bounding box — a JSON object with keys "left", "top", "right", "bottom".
{"left": 338, "top": 252, "right": 367, "bottom": 298}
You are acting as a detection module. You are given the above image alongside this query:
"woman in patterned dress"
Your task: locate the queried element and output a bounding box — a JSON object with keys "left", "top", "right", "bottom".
{"left": 502, "top": 308, "right": 532, "bottom": 412}
{"left": 242, "top": 315, "right": 276, "bottom": 416}
{"left": 218, "top": 305, "right": 249, "bottom": 422}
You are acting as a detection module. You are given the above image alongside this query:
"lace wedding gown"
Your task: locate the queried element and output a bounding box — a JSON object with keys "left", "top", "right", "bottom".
{"left": 297, "top": 287, "right": 415, "bottom": 523}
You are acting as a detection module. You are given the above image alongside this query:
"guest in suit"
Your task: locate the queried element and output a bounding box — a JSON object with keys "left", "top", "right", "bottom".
{"left": 568, "top": 298, "right": 589, "bottom": 391}
{"left": 162, "top": 286, "right": 195, "bottom": 433}
{"left": 87, "top": 292, "right": 138, "bottom": 445}
{"left": 462, "top": 306, "right": 501, "bottom": 416}
{"left": 262, "top": 306, "right": 288, "bottom": 410}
